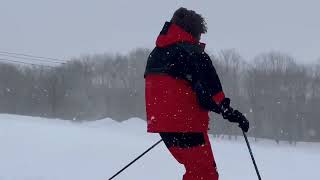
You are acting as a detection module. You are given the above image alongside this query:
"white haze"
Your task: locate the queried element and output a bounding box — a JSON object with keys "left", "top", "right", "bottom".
{"left": 0, "top": 0, "right": 319, "bottom": 63}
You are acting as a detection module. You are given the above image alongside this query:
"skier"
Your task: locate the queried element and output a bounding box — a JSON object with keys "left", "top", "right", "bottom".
{"left": 144, "top": 7, "right": 249, "bottom": 180}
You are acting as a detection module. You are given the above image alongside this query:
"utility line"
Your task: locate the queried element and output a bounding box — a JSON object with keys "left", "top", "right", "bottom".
{"left": 0, "top": 54, "right": 66, "bottom": 64}
{"left": 0, "top": 58, "right": 56, "bottom": 68}
{"left": 0, "top": 50, "right": 68, "bottom": 62}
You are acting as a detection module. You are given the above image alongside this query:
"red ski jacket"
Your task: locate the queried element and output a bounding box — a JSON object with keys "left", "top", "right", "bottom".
{"left": 145, "top": 22, "right": 225, "bottom": 133}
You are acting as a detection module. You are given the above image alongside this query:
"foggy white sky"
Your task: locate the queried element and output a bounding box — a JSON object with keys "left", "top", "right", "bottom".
{"left": 1, "top": 0, "right": 319, "bottom": 63}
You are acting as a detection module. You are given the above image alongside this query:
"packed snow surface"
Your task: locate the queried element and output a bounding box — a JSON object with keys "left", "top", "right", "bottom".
{"left": 0, "top": 114, "right": 319, "bottom": 180}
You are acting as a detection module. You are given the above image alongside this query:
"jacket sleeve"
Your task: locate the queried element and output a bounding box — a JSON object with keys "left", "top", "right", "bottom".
{"left": 191, "top": 52, "right": 225, "bottom": 112}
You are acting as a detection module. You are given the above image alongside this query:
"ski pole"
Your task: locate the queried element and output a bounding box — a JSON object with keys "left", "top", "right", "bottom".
{"left": 108, "top": 139, "right": 163, "bottom": 180}
{"left": 242, "top": 130, "right": 262, "bottom": 180}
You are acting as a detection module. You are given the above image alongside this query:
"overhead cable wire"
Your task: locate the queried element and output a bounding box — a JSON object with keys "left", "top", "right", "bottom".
{"left": 0, "top": 58, "right": 56, "bottom": 68}
{"left": 0, "top": 54, "right": 66, "bottom": 64}
{"left": 0, "top": 50, "right": 68, "bottom": 62}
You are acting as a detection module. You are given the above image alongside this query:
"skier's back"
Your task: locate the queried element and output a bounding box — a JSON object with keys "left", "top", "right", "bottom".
{"left": 144, "top": 7, "right": 249, "bottom": 180}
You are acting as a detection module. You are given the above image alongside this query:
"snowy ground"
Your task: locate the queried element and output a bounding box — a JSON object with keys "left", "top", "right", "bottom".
{"left": 0, "top": 114, "right": 319, "bottom": 180}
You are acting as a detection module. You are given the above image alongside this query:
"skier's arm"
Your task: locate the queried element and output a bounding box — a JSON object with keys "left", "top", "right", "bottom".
{"left": 191, "top": 52, "right": 226, "bottom": 112}
{"left": 192, "top": 53, "right": 249, "bottom": 132}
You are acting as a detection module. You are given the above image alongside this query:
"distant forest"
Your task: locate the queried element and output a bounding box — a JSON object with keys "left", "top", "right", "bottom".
{"left": 0, "top": 49, "right": 319, "bottom": 143}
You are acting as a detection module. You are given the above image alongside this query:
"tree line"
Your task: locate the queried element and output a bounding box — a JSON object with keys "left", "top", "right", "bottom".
{"left": 0, "top": 49, "right": 319, "bottom": 143}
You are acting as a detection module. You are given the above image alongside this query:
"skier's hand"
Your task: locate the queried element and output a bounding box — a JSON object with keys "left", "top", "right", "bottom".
{"left": 219, "top": 98, "right": 249, "bottom": 132}
{"left": 220, "top": 98, "right": 233, "bottom": 119}
{"left": 232, "top": 110, "right": 249, "bottom": 133}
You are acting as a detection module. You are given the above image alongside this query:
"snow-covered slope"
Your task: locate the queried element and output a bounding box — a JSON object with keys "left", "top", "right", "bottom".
{"left": 0, "top": 114, "right": 319, "bottom": 180}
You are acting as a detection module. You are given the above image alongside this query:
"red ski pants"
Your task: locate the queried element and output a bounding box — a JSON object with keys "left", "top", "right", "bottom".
{"left": 160, "top": 132, "right": 219, "bottom": 180}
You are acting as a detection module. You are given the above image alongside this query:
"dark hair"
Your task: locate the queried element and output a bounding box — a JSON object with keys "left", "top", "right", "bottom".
{"left": 171, "top": 7, "right": 207, "bottom": 38}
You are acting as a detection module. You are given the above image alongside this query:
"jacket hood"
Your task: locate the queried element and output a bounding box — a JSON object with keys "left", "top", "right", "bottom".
{"left": 156, "top": 22, "right": 206, "bottom": 49}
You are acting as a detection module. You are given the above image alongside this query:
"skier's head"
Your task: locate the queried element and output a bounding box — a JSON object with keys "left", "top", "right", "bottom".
{"left": 171, "top": 7, "right": 207, "bottom": 41}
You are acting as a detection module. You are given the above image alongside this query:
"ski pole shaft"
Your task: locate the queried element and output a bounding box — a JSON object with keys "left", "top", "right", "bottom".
{"left": 242, "top": 131, "right": 262, "bottom": 180}
{"left": 108, "top": 139, "right": 163, "bottom": 180}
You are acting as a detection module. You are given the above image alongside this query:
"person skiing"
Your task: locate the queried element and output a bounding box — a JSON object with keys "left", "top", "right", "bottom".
{"left": 144, "top": 7, "right": 249, "bottom": 180}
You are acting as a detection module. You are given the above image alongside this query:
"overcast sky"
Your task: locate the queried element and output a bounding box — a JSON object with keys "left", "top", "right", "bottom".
{"left": 0, "top": 0, "right": 319, "bottom": 63}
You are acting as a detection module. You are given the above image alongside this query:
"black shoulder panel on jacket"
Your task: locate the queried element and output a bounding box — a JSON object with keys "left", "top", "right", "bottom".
{"left": 144, "top": 44, "right": 193, "bottom": 82}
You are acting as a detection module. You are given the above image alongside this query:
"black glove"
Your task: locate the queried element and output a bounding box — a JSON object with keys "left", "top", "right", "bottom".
{"left": 219, "top": 98, "right": 250, "bottom": 132}
{"left": 231, "top": 110, "right": 249, "bottom": 132}
{"left": 219, "top": 98, "right": 233, "bottom": 119}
